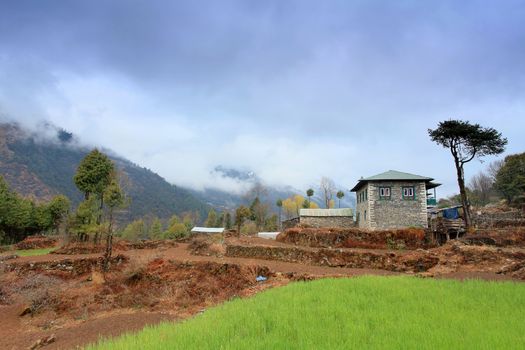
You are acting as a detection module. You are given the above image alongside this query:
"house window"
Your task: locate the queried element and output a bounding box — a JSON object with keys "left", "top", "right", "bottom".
{"left": 402, "top": 186, "right": 415, "bottom": 200}
{"left": 379, "top": 187, "right": 391, "bottom": 200}
{"left": 364, "top": 210, "right": 367, "bottom": 221}
{"left": 365, "top": 189, "right": 368, "bottom": 200}
{"left": 357, "top": 212, "right": 360, "bottom": 223}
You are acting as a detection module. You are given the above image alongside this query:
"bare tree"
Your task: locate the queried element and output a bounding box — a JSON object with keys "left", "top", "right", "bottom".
{"left": 320, "top": 177, "right": 335, "bottom": 209}
{"left": 487, "top": 159, "right": 504, "bottom": 182}
{"left": 468, "top": 171, "right": 494, "bottom": 206}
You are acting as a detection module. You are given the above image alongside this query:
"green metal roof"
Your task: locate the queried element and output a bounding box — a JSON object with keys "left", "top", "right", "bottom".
{"left": 351, "top": 170, "right": 436, "bottom": 192}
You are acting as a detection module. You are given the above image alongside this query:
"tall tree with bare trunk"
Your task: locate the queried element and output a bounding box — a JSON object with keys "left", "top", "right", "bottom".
{"left": 320, "top": 177, "right": 335, "bottom": 209}
{"left": 429, "top": 120, "right": 507, "bottom": 228}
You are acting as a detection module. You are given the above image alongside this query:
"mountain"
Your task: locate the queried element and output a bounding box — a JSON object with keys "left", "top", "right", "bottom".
{"left": 190, "top": 166, "right": 356, "bottom": 213}
{"left": 0, "top": 123, "right": 209, "bottom": 221}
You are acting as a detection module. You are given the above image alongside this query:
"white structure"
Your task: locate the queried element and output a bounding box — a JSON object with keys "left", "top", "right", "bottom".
{"left": 191, "top": 227, "right": 225, "bottom": 234}
{"left": 257, "top": 232, "right": 280, "bottom": 240}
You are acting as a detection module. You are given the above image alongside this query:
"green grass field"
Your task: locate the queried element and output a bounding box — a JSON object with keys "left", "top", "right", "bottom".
{"left": 11, "top": 248, "right": 55, "bottom": 256}
{"left": 88, "top": 276, "right": 525, "bottom": 349}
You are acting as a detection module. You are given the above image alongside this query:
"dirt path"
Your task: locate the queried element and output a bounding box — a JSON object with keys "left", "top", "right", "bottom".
{"left": 0, "top": 304, "right": 176, "bottom": 350}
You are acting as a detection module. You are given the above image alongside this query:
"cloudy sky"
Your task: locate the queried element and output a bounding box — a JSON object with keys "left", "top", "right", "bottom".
{"left": 0, "top": 1, "right": 524, "bottom": 196}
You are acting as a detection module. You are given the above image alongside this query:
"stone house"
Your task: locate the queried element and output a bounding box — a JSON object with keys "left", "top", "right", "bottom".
{"left": 297, "top": 208, "right": 354, "bottom": 228}
{"left": 351, "top": 170, "right": 440, "bottom": 230}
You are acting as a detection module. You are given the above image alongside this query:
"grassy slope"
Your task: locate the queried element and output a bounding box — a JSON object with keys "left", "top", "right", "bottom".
{"left": 12, "top": 248, "right": 55, "bottom": 256}
{"left": 89, "top": 276, "right": 525, "bottom": 349}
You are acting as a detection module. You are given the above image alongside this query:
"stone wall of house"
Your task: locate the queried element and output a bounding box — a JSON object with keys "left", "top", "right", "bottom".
{"left": 300, "top": 216, "right": 355, "bottom": 228}
{"left": 355, "top": 184, "right": 371, "bottom": 229}
{"left": 368, "top": 181, "right": 428, "bottom": 229}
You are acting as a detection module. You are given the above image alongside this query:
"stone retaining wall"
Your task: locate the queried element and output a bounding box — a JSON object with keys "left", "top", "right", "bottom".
{"left": 225, "top": 244, "right": 438, "bottom": 272}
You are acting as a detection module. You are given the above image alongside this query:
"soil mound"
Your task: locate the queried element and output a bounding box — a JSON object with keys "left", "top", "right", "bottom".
{"left": 188, "top": 237, "right": 225, "bottom": 257}
{"left": 15, "top": 235, "right": 57, "bottom": 250}
{"left": 52, "top": 240, "right": 178, "bottom": 255}
{"left": 277, "top": 227, "right": 430, "bottom": 250}
{"left": 226, "top": 244, "right": 439, "bottom": 272}
{"left": 461, "top": 229, "right": 525, "bottom": 247}
{"left": 423, "top": 241, "right": 525, "bottom": 279}
{"left": 4, "top": 255, "right": 129, "bottom": 278}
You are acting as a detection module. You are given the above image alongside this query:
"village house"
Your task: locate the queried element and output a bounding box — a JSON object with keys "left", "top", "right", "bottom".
{"left": 351, "top": 170, "right": 440, "bottom": 230}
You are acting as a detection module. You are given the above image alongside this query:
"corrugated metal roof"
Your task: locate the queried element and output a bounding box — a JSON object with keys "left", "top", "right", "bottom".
{"left": 257, "top": 232, "right": 280, "bottom": 240}
{"left": 363, "top": 170, "right": 433, "bottom": 181}
{"left": 299, "top": 208, "right": 353, "bottom": 217}
{"left": 351, "top": 170, "right": 436, "bottom": 192}
{"left": 191, "top": 227, "right": 225, "bottom": 234}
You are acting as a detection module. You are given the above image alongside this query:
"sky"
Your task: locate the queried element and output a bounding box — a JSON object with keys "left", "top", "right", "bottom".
{"left": 0, "top": 0, "right": 524, "bottom": 197}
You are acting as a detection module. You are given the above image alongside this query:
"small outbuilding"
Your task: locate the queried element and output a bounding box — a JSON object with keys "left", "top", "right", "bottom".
{"left": 298, "top": 208, "right": 354, "bottom": 228}
{"left": 190, "top": 227, "right": 225, "bottom": 235}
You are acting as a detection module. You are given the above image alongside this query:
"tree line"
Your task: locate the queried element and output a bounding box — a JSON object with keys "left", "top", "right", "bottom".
{"left": 0, "top": 176, "right": 70, "bottom": 244}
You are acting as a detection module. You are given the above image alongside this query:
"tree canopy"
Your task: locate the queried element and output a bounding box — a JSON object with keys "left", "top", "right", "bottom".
{"left": 495, "top": 152, "right": 525, "bottom": 206}
{"left": 429, "top": 120, "right": 507, "bottom": 227}
{"left": 73, "top": 149, "right": 115, "bottom": 199}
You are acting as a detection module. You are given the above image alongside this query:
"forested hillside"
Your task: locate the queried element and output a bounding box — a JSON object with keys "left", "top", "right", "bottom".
{"left": 0, "top": 123, "right": 209, "bottom": 221}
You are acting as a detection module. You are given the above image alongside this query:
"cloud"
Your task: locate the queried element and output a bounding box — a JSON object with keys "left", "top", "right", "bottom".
{"left": 0, "top": 0, "right": 524, "bottom": 197}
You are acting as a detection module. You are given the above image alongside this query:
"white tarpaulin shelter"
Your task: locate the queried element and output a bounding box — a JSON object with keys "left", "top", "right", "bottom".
{"left": 257, "top": 232, "right": 280, "bottom": 240}
{"left": 191, "top": 227, "right": 225, "bottom": 234}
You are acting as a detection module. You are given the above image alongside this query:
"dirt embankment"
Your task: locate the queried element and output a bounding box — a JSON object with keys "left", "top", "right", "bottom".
{"left": 14, "top": 235, "right": 58, "bottom": 250}
{"left": 226, "top": 244, "right": 439, "bottom": 273}
{"left": 0, "top": 253, "right": 280, "bottom": 350}
{"left": 460, "top": 229, "right": 525, "bottom": 248}
{"left": 424, "top": 241, "right": 525, "bottom": 278}
{"left": 224, "top": 231, "right": 525, "bottom": 280}
{"left": 51, "top": 239, "right": 178, "bottom": 255}
{"left": 277, "top": 227, "right": 431, "bottom": 250}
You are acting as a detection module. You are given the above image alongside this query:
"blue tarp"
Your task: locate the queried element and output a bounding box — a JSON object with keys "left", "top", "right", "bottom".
{"left": 442, "top": 207, "right": 460, "bottom": 219}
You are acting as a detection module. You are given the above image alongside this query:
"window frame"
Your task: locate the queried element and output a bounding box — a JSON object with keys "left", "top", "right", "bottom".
{"left": 402, "top": 186, "right": 416, "bottom": 200}
{"left": 378, "top": 186, "right": 391, "bottom": 200}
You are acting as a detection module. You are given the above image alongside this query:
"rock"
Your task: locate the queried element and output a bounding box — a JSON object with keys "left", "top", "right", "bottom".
{"left": 19, "top": 306, "right": 32, "bottom": 316}
{"left": 0, "top": 254, "right": 18, "bottom": 262}
{"left": 30, "top": 334, "right": 56, "bottom": 349}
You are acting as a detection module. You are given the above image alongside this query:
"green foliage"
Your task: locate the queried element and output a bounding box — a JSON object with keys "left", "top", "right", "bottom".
{"left": 495, "top": 152, "right": 525, "bottom": 206}
{"left": 264, "top": 214, "right": 278, "bottom": 231}
{"left": 47, "top": 195, "right": 70, "bottom": 232}
{"left": 149, "top": 217, "right": 164, "bottom": 240}
{"left": 302, "top": 199, "right": 310, "bottom": 209}
{"left": 168, "top": 214, "right": 181, "bottom": 227}
{"left": 73, "top": 149, "right": 114, "bottom": 198}
{"left": 234, "top": 205, "right": 251, "bottom": 233}
{"left": 103, "top": 180, "right": 125, "bottom": 210}
{"left": 0, "top": 175, "right": 70, "bottom": 244}
{"left": 428, "top": 120, "right": 507, "bottom": 161}
{"left": 205, "top": 209, "right": 218, "bottom": 228}
{"left": 11, "top": 248, "right": 55, "bottom": 257}
{"left": 89, "top": 276, "right": 525, "bottom": 350}
{"left": 120, "top": 219, "right": 145, "bottom": 241}
{"left": 224, "top": 212, "right": 232, "bottom": 230}
{"left": 164, "top": 222, "right": 189, "bottom": 239}
{"left": 240, "top": 220, "right": 257, "bottom": 235}
{"left": 306, "top": 188, "right": 314, "bottom": 199}
{"left": 429, "top": 120, "right": 507, "bottom": 226}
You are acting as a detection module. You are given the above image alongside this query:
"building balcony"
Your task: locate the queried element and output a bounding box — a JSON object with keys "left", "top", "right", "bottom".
{"left": 427, "top": 198, "right": 437, "bottom": 206}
